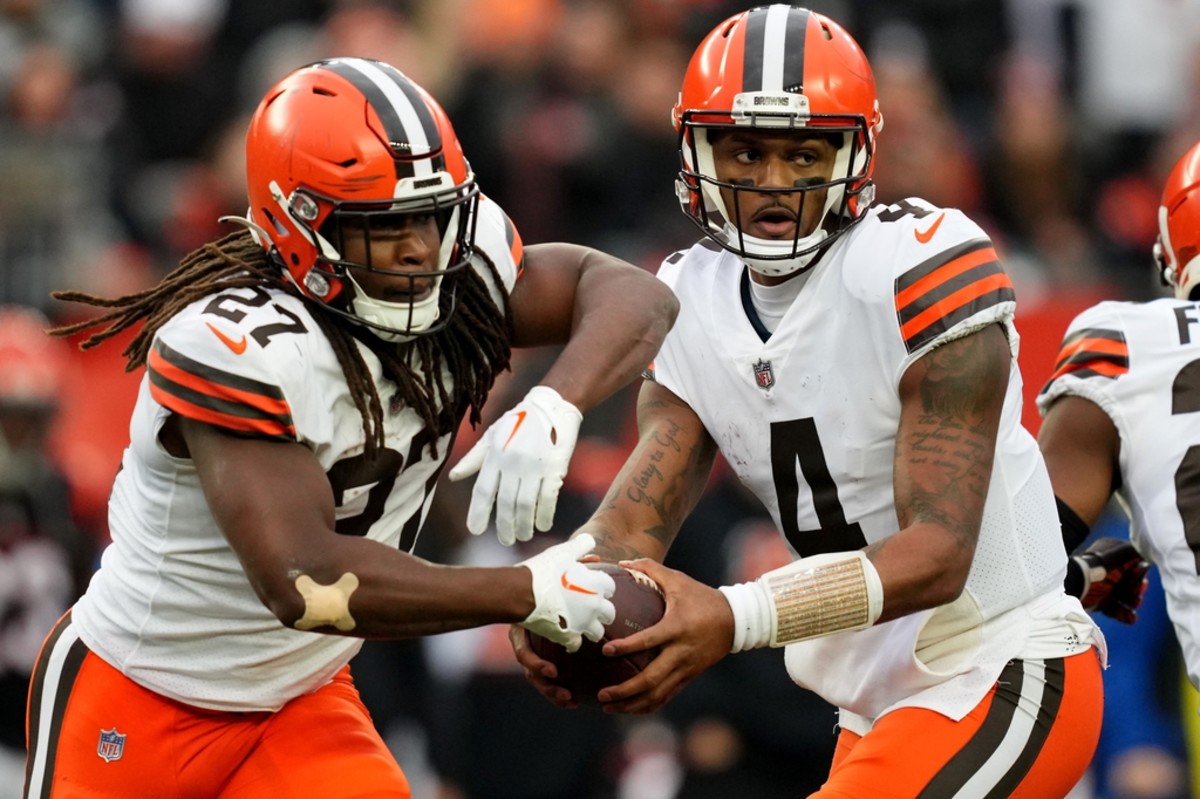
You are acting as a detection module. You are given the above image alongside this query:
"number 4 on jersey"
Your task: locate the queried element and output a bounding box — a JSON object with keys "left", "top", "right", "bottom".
{"left": 771, "top": 418, "right": 867, "bottom": 556}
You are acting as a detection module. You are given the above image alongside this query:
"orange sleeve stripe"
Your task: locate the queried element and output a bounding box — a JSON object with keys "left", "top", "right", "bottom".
{"left": 899, "top": 272, "right": 1014, "bottom": 342}
{"left": 1047, "top": 358, "right": 1128, "bottom": 384}
{"left": 510, "top": 225, "right": 524, "bottom": 269}
{"left": 895, "top": 247, "right": 999, "bottom": 311}
{"left": 149, "top": 382, "right": 295, "bottom": 438}
{"left": 148, "top": 347, "right": 291, "bottom": 418}
{"left": 1053, "top": 337, "right": 1128, "bottom": 370}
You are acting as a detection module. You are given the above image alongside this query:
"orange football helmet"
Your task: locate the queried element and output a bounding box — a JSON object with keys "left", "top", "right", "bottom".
{"left": 674, "top": 5, "right": 883, "bottom": 276}
{"left": 1155, "top": 140, "right": 1200, "bottom": 300}
{"left": 0, "top": 306, "right": 69, "bottom": 409}
{"left": 243, "top": 58, "right": 479, "bottom": 341}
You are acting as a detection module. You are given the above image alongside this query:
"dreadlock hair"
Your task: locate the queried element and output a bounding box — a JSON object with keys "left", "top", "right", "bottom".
{"left": 51, "top": 229, "right": 513, "bottom": 461}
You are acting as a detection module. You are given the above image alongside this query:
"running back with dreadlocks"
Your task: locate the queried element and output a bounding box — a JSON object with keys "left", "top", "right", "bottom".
{"left": 22, "top": 55, "right": 680, "bottom": 798}
{"left": 50, "top": 229, "right": 513, "bottom": 461}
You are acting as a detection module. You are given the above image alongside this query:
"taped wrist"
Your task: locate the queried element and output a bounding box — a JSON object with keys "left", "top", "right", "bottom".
{"left": 718, "top": 551, "right": 884, "bottom": 653}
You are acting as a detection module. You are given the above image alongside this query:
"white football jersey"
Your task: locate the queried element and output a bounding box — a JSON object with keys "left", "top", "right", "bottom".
{"left": 1038, "top": 298, "right": 1200, "bottom": 688}
{"left": 652, "top": 198, "right": 1100, "bottom": 731}
{"left": 71, "top": 196, "right": 521, "bottom": 712}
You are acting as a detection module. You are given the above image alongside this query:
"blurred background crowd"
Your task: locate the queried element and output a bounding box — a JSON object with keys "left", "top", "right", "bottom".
{"left": 1, "top": 0, "right": 1199, "bottom": 797}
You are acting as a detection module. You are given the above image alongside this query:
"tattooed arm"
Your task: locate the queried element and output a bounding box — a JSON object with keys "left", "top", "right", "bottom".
{"left": 578, "top": 379, "right": 720, "bottom": 563}
{"left": 509, "top": 379, "right": 721, "bottom": 708}
{"left": 869, "top": 323, "right": 1011, "bottom": 622}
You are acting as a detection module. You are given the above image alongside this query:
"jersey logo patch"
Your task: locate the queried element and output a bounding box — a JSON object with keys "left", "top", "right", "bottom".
{"left": 97, "top": 728, "right": 126, "bottom": 763}
{"left": 1040, "top": 328, "right": 1129, "bottom": 393}
{"left": 753, "top": 359, "right": 775, "bottom": 390}
{"left": 206, "top": 322, "right": 248, "bottom": 354}
{"left": 914, "top": 212, "right": 946, "bottom": 244}
{"left": 894, "top": 239, "right": 1014, "bottom": 353}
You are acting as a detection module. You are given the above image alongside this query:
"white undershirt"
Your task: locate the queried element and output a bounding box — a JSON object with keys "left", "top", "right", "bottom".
{"left": 746, "top": 270, "right": 809, "bottom": 333}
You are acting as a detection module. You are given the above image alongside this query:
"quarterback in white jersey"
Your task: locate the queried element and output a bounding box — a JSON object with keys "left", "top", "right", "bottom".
{"left": 512, "top": 7, "right": 1104, "bottom": 797}
{"left": 1039, "top": 139, "right": 1200, "bottom": 690}
{"left": 24, "top": 58, "right": 676, "bottom": 798}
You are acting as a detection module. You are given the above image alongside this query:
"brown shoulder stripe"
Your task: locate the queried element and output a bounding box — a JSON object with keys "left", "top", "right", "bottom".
{"left": 1041, "top": 328, "right": 1129, "bottom": 390}
{"left": 148, "top": 340, "right": 297, "bottom": 440}
{"left": 894, "top": 239, "right": 1014, "bottom": 353}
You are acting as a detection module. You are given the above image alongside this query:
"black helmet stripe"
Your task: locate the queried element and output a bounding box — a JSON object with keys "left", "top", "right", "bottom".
{"left": 742, "top": 5, "right": 809, "bottom": 93}
{"left": 321, "top": 58, "right": 444, "bottom": 180}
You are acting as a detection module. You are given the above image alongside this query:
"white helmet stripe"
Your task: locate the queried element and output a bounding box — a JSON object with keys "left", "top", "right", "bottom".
{"left": 761, "top": 5, "right": 792, "bottom": 91}
{"left": 743, "top": 5, "right": 808, "bottom": 93}
{"left": 327, "top": 58, "right": 437, "bottom": 180}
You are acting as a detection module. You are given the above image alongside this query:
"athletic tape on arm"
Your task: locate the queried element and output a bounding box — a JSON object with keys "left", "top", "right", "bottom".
{"left": 294, "top": 573, "right": 360, "bottom": 631}
{"left": 718, "top": 551, "right": 883, "bottom": 652}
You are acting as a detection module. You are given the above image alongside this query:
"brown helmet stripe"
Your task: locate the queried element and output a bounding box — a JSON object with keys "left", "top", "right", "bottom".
{"left": 320, "top": 58, "right": 444, "bottom": 180}
{"left": 742, "top": 5, "right": 810, "bottom": 92}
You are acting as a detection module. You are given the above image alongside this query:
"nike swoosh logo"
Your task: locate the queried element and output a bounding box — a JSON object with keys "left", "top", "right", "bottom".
{"left": 914, "top": 212, "right": 946, "bottom": 244}
{"left": 561, "top": 572, "right": 598, "bottom": 595}
{"left": 207, "top": 322, "right": 248, "bottom": 354}
{"left": 502, "top": 410, "right": 527, "bottom": 449}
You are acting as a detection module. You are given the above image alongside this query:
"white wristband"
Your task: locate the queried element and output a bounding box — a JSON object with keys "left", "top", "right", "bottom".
{"left": 718, "top": 581, "right": 773, "bottom": 652}
{"left": 718, "top": 550, "right": 884, "bottom": 653}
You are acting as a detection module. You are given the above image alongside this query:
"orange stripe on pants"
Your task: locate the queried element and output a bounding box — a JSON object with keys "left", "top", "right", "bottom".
{"left": 813, "top": 650, "right": 1102, "bottom": 798}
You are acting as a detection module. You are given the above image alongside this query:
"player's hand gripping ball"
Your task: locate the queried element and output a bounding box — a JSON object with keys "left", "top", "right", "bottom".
{"left": 527, "top": 562, "right": 665, "bottom": 705}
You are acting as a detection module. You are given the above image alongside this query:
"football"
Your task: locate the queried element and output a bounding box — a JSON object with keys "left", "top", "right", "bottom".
{"left": 527, "top": 562, "right": 666, "bottom": 706}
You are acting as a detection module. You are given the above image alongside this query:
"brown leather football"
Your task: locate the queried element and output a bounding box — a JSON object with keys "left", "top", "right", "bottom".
{"left": 527, "top": 562, "right": 666, "bottom": 706}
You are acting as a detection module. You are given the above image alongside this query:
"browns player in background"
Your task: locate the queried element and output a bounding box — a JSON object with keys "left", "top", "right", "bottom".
{"left": 511, "top": 6, "right": 1105, "bottom": 796}
{"left": 1038, "top": 141, "right": 1200, "bottom": 698}
{"left": 23, "top": 57, "right": 679, "bottom": 798}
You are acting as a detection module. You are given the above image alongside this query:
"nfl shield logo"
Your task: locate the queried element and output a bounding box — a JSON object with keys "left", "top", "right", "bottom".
{"left": 97, "top": 728, "right": 126, "bottom": 763}
{"left": 753, "top": 359, "right": 775, "bottom": 390}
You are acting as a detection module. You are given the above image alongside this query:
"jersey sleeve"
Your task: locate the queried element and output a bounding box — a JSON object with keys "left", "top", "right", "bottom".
{"left": 1036, "top": 302, "right": 1130, "bottom": 419}
{"left": 147, "top": 291, "right": 305, "bottom": 442}
{"left": 470, "top": 194, "right": 523, "bottom": 309}
{"left": 887, "top": 202, "right": 1016, "bottom": 363}
{"left": 642, "top": 249, "right": 689, "bottom": 386}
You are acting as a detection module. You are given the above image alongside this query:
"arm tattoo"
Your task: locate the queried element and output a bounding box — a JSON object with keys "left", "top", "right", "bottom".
{"left": 896, "top": 328, "right": 1008, "bottom": 548}
{"left": 586, "top": 395, "right": 714, "bottom": 561}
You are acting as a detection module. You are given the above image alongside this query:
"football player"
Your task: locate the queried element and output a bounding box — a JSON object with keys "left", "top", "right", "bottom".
{"left": 23, "top": 58, "right": 677, "bottom": 797}
{"left": 1038, "top": 139, "right": 1200, "bottom": 688}
{"left": 512, "top": 6, "right": 1105, "bottom": 796}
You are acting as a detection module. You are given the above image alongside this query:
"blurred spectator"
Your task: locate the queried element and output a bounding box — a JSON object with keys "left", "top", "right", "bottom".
{"left": 0, "top": 0, "right": 123, "bottom": 313}
{"left": 0, "top": 306, "right": 96, "bottom": 796}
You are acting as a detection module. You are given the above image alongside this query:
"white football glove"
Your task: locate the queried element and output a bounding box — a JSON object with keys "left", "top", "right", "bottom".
{"left": 448, "top": 385, "right": 583, "bottom": 546}
{"left": 518, "top": 533, "right": 616, "bottom": 653}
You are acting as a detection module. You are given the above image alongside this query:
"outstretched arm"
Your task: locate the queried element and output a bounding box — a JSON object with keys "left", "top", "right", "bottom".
{"left": 507, "top": 243, "right": 679, "bottom": 412}
{"left": 174, "top": 415, "right": 614, "bottom": 649}
{"left": 449, "top": 243, "right": 679, "bottom": 545}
